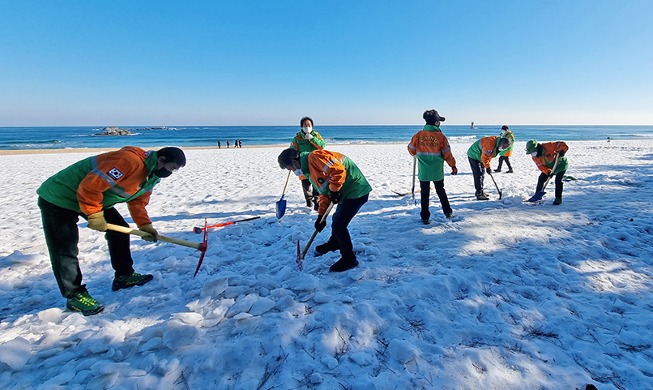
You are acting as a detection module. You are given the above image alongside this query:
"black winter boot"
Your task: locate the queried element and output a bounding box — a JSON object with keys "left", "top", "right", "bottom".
{"left": 316, "top": 240, "right": 339, "bottom": 255}
{"left": 329, "top": 255, "right": 358, "bottom": 272}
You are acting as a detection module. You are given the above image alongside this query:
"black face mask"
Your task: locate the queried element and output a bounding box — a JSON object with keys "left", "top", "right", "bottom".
{"left": 154, "top": 167, "right": 173, "bottom": 178}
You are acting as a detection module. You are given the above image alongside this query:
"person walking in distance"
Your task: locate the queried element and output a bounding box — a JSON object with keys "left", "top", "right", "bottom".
{"left": 407, "top": 109, "right": 458, "bottom": 224}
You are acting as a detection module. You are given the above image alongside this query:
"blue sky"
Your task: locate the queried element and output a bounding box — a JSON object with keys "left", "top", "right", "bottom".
{"left": 1, "top": 1, "right": 652, "bottom": 126}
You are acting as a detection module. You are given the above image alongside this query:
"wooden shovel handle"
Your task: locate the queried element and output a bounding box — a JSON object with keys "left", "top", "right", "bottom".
{"left": 300, "top": 202, "right": 335, "bottom": 259}
{"left": 106, "top": 223, "right": 201, "bottom": 250}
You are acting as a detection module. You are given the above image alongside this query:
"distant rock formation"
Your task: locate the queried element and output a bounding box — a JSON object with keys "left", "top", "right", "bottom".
{"left": 142, "top": 126, "right": 179, "bottom": 130}
{"left": 94, "top": 127, "right": 133, "bottom": 136}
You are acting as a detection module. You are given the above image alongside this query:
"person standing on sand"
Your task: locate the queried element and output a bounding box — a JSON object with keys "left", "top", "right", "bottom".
{"left": 36, "top": 146, "right": 186, "bottom": 316}
{"left": 407, "top": 109, "right": 458, "bottom": 224}
{"left": 494, "top": 125, "right": 515, "bottom": 173}
{"left": 277, "top": 147, "right": 371, "bottom": 272}
{"left": 290, "top": 116, "right": 326, "bottom": 211}
{"left": 526, "top": 139, "right": 569, "bottom": 205}
{"left": 467, "top": 136, "right": 512, "bottom": 200}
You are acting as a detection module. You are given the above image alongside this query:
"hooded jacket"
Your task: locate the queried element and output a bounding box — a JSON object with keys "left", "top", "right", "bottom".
{"left": 407, "top": 125, "right": 456, "bottom": 181}
{"left": 299, "top": 150, "right": 372, "bottom": 215}
{"left": 37, "top": 146, "right": 161, "bottom": 227}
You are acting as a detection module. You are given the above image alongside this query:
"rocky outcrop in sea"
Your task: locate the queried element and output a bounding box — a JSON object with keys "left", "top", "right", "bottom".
{"left": 94, "top": 127, "right": 133, "bottom": 136}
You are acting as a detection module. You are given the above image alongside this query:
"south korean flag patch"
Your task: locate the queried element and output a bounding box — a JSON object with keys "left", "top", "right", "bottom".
{"left": 107, "top": 167, "right": 124, "bottom": 180}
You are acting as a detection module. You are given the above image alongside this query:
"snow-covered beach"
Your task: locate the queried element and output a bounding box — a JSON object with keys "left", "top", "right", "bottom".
{"left": 1, "top": 139, "right": 652, "bottom": 389}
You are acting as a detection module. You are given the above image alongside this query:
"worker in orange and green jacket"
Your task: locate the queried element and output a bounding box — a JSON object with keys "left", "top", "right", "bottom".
{"left": 290, "top": 116, "right": 326, "bottom": 211}
{"left": 278, "top": 148, "right": 371, "bottom": 272}
{"left": 407, "top": 109, "right": 458, "bottom": 224}
{"left": 494, "top": 125, "right": 515, "bottom": 173}
{"left": 37, "top": 146, "right": 186, "bottom": 315}
{"left": 467, "top": 136, "right": 512, "bottom": 200}
{"left": 526, "top": 139, "right": 569, "bottom": 205}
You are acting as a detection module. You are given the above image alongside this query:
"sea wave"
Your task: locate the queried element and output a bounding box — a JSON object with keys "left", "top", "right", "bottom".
{"left": 0, "top": 139, "right": 64, "bottom": 149}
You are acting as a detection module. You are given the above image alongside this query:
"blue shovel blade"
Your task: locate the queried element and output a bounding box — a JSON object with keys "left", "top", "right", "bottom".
{"left": 276, "top": 198, "right": 287, "bottom": 219}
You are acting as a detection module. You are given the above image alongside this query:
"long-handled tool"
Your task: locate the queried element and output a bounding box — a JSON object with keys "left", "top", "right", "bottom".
{"left": 276, "top": 171, "right": 292, "bottom": 219}
{"left": 527, "top": 153, "right": 561, "bottom": 202}
{"left": 411, "top": 155, "right": 417, "bottom": 205}
{"left": 296, "top": 202, "right": 335, "bottom": 271}
{"left": 487, "top": 170, "right": 503, "bottom": 200}
{"left": 106, "top": 221, "right": 209, "bottom": 277}
{"left": 193, "top": 216, "right": 260, "bottom": 233}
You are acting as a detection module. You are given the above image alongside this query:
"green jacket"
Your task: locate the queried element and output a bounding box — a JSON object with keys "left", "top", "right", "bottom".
{"left": 290, "top": 130, "right": 326, "bottom": 153}
{"left": 467, "top": 136, "right": 501, "bottom": 167}
{"left": 37, "top": 147, "right": 161, "bottom": 219}
{"left": 499, "top": 130, "right": 515, "bottom": 157}
{"left": 299, "top": 150, "right": 372, "bottom": 202}
{"left": 407, "top": 125, "right": 456, "bottom": 181}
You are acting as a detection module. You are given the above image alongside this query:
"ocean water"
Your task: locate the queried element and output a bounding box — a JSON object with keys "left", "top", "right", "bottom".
{"left": 0, "top": 125, "right": 652, "bottom": 150}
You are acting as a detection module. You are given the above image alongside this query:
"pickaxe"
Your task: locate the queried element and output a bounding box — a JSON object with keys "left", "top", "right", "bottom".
{"left": 106, "top": 220, "right": 208, "bottom": 278}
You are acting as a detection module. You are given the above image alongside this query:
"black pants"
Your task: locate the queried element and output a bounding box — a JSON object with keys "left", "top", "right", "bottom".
{"left": 324, "top": 194, "right": 369, "bottom": 260}
{"left": 38, "top": 197, "right": 134, "bottom": 298}
{"left": 301, "top": 179, "right": 318, "bottom": 200}
{"left": 468, "top": 157, "right": 486, "bottom": 195}
{"left": 496, "top": 156, "right": 512, "bottom": 171}
{"left": 536, "top": 171, "right": 565, "bottom": 198}
{"left": 420, "top": 180, "right": 452, "bottom": 220}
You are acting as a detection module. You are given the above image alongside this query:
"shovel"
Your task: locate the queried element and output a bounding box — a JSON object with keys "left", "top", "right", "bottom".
{"left": 411, "top": 155, "right": 417, "bottom": 205}
{"left": 276, "top": 171, "right": 292, "bottom": 219}
{"left": 487, "top": 170, "right": 503, "bottom": 200}
{"left": 296, "top": 202, "right": 335, "bottom": 271}
{"left": 527, "top": 153, "right": 561, "bottom": 202}
{"left": 106, "top": 221, "right": 209, "bottom": 277}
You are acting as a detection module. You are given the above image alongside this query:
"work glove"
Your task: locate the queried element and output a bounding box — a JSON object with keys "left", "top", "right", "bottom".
{"left": 486, "top": 167, "right": 492, "bottom": 174}
{"left": 304, "top": 132, "right": 313, "bottom": 141}
{"left": 329, "top": 190, "right": 341, "bottom": 204}
{"left": 87, "top": 212, "right": 107, "bottom": 232}
{"left": 558, "top": 150, "right": 566, "bottom": 157}
{"left": 314, "top": 215, "right": 327, "bottom": 232}
{"left": 139, "top": 224, "right": 159, "bottom": 242}
{"left": 451, "top": 166, "right": 458, "bottom": 175}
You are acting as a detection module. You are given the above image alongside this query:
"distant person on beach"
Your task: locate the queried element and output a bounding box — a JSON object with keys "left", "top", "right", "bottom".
{"left": 218, "top": 141, "right": 221, "bottom": 149}
{"left": 407, "top": 109, "right": 458, "bottom": 224}
{"left": 467, "top": 136, "right": 512, "bottom": 200}
{"left": 238, "top": 140, "right": 242, "bottom": 148}
{"left": 36, "top": 146, "right": 186, "bottom": 315}
{"left": 277, "top": 147, "right": 372, "bottom": 272}
{"left": 494, "top": 125, "right": 515, "bottom": 173}
{"left": 226, "top": 140, "right": 230, "bottom": 148}
{"left": 290, "top": 116, "right": 326, "bottom": 211}
{"left": 526, "top": 140, "right": 569, "bottom": 205}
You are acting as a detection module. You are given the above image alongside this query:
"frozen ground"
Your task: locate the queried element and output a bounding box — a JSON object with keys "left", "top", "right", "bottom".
{"left": 1, "top": 139, "right": 652, "bottom": 389}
